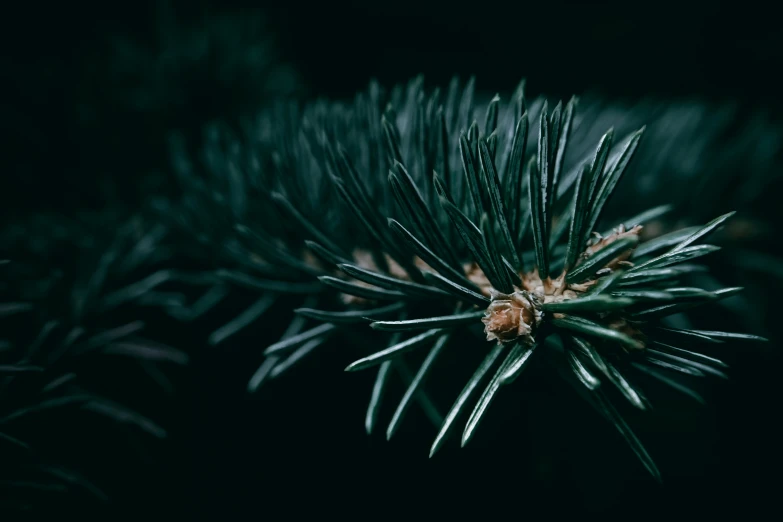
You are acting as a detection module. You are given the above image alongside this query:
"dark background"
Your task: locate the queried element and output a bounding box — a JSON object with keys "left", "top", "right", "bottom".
{"left": 4, "top": 1, "right": 782, "bottom": 519}
{"left": 6, "top": 1, "right": 783, "bottom": 217}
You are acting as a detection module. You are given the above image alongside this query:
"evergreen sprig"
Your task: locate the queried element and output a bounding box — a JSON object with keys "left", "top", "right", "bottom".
{"left": 175, "top": 76, "right": 768, "bottom": 480}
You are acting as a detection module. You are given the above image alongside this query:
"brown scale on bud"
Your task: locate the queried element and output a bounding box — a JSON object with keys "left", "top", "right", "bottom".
{"left": 482, "top": 290, "right": 543, "bottom": 346}
{"left": 520, "top": 269, "right": 580, "bottom": 303}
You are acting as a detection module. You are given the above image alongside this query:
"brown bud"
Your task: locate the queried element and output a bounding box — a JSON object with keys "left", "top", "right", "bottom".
{"left": 482, "top": 290, "right": 542, "bottom": 345}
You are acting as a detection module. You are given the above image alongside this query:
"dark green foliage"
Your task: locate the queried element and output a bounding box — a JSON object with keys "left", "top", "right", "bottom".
{"left": 0, "top": 209, "right": 189, "bottom": 511}
{"left": 168, "top": 75, "right": 771, "bottom": 482}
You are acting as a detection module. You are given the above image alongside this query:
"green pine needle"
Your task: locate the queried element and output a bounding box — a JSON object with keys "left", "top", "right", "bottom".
{"left": 196, "top": 75, "right": 769, "bottom": 481}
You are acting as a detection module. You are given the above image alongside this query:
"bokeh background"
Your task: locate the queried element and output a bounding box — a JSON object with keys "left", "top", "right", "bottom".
{"left": 4, "top": 0, "right": 782, "bottom": 518}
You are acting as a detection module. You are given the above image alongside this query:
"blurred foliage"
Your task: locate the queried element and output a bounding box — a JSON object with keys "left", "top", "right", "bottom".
{"left": 4, "top": 1, "right": 303, "bottom": 217}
